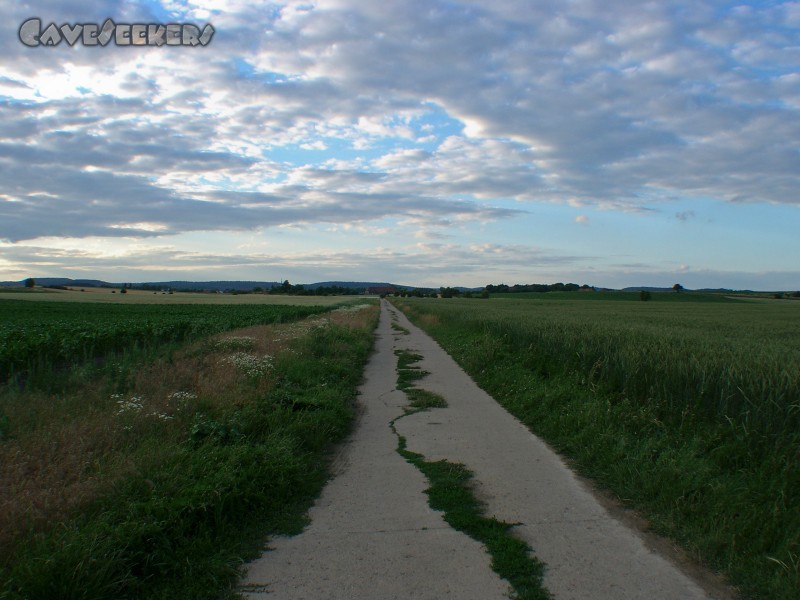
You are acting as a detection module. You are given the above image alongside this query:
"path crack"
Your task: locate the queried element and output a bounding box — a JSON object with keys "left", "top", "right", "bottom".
{"left": 387, "top": 316, "right": 553, "bottom": 600}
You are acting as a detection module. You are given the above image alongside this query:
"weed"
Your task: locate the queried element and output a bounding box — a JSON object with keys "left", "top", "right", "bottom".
{"left": 391, "top": 343, "right": 550, "bottom": 599}
{"left": 406, "top": 388, "right": 448, "bottom": 411}
{"left": 397, "top": 438, "right": 551, "bottom": 600}
{"left": 391, "top": 322, "right": 410, "bottom": 335}
{"left": 395, "top": 350, "right": 429, "bottom": 392}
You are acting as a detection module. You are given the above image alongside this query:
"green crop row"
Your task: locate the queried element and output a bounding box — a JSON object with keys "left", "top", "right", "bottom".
{"left": 0, "top": 300, "right": 330, "bottom": 382}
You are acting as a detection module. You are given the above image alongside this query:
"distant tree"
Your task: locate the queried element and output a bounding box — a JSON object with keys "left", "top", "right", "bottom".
{"left": 485, "top": 283, "right": 510, "bottom": 293}
{"left": 120, "top": 287, "right": 127, "bottom": 294}
{"left": 639, "top": 290, "right": 652, "bottom": 301}
{"left": 24, "top": 278, "right": 35, "bottom": 288}
{"left": 672, "top": 283, "right": 684, "bottom": 293}
{"left": 440, "top": 287, "right": 461, "bottom": 298}
{"left": 480, "top": 290, "right": 490, "bottom": 299}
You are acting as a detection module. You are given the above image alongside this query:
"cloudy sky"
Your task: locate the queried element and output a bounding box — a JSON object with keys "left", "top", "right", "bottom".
{"left": 1, "top": 1, "right": 798, "bottom": 289}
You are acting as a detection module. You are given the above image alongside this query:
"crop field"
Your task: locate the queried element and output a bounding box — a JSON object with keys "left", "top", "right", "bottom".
{"left": 0, "top": 287, "right": 362, "bottom": 304}
{"left": 394, "top": 294, "right": 799, "bottom": 599}
{"left": 0, "top": 298, "right": 379, "bottom": 599}
{"left": 0, "top": 298, "right": 344, "bottom": 384}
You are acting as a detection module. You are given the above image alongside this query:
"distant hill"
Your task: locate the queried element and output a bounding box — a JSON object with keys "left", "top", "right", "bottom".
{"left": 621, "top": 286, "right": 686, "bottom": 292}
{"left": 621, "top": 287, "right": 773, "bottom": 294}
{"left": 0, "top": 278, "right": 422, "bottom": 293}
{"left": 0, "top": 277, "right": 109, "bottom": 288}
{"left": 136, "top": 281, "right": 281, "bottom": 292}
{"left": 305, "top": 281, "right": 401, "bottom": 290}
{"left": 695, "top": 288, "right": 758, "bottom": 294}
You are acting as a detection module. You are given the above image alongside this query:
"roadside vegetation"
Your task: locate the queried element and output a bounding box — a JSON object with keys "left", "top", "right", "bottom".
{"left": 393, "top": 296, "right": 799, "bottom": 599}
{"left": 0, "top": 300, "right": 378, "bottom": 599}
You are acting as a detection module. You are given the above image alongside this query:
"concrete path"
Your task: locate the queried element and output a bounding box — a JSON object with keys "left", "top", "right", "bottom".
{"left": 240, "top": 300, "right": 725, "bottom": 599}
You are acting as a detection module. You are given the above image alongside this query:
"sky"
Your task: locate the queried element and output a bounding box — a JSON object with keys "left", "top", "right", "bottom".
{"left": 0, "top": 1, "right": 798, "bottom": 290}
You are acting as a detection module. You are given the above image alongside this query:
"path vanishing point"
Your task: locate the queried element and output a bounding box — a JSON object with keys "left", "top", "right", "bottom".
{"left": 240, "top": 300, "right": 733, "bottom": 599}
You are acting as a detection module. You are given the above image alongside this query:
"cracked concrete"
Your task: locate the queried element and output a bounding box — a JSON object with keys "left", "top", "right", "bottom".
{"left": 239, "top": 300, "right": 511, "bottom": 599}
{"left": 240, "top": 300, "right": 728, "bottom": 599}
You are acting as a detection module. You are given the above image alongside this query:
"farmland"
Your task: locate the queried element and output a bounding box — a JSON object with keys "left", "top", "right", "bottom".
{"left": 0, "top": 286, "right": 359, "bottom": 304}
{"left": 0, "top": 297, "right": 352, "bottom": 384}
{"left": 393, "top": 294, "right": 800, "bottom": 599}
{"left": 0, "top": 298, "right": 379, "bottom": 599}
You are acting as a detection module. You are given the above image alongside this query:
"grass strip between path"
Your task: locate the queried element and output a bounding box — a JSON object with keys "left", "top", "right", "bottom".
{"left": 391, "top": 346, "right": 551, "bottom": 600}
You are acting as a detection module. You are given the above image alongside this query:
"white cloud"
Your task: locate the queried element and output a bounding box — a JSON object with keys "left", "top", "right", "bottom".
{"left": 0, "top": 0, "right": 797, "bottom": 288}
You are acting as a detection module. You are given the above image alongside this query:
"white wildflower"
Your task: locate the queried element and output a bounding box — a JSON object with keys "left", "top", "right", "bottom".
{"left": 225, "top": 352, "right": 274, "bottom": 378}
{"left": 167, "top": 391, "right": 197, "bottom": 411}
{"left": 115, "top": 395, "right": 144, "bottom": 416}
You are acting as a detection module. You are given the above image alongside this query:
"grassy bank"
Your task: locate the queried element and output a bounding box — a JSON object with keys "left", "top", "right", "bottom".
{"left": 393, "top": 297, "right": 799, "bottom": 599}
{"left": 0, "top": 303, "right": 378, "bottom": 599}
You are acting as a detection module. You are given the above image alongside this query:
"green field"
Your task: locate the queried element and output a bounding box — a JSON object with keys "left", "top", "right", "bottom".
{"left": 0, "top": 299, "right": 379, "bottom": 599}
{"left": 0, "top": 299, "right": 343, "bottom": 384}
{"left": 490, "top": 290, "right": 739, "bottom": 302}
{"left": 394, "top": 295, "right": 800, "bottom": 599}
{"left": 0, "top": 287, "right": 363, "bottom": 304}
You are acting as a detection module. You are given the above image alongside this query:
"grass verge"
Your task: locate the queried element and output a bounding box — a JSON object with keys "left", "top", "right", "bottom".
{"left": 394, "top": 298, "right": 799, "bottom": 599}
{"left": 0, "top": 303, "right": 379, "bottom": 600}
{"left": 391, "top": 346, "right": 550, "bottom": 599}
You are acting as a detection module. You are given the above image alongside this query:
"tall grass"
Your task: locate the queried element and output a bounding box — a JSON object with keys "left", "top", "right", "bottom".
{"left": 403, "top": 298, "right": 799, "bottom": 440}
{"left": 395, "top": 297, "right": 800, "bottom": 599}
{"left": 0, "top": 304, "right": 378, "bottom": 599}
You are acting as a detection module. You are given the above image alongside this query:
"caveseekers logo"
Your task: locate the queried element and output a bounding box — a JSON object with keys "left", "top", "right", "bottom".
{"left": 19, "top": 18, "right": 215, "bottom": 47}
